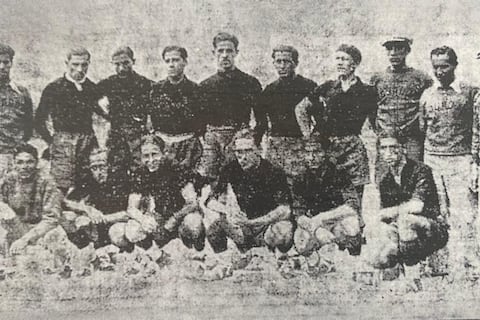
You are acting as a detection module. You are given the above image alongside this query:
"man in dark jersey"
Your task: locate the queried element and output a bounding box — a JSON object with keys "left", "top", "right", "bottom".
{"left": 121, "top": 135, "right": 205, "bottom": 252}
{"left": 97, "top": 46, "right": 153, "bottom": 171}
{"left": 256, "top": 45, "right": 317, "bottom": 185}
{"left": 149, "top": 45, "right": 202, "bottom": 170}
{"left": 199, "top": 32, "right": 262, "bottom": 178}
{"left": 205, "top": 129, "right": 293, "bottom": 254}
{"left": 63, "top": 129, "right": 131, "bottom": 250}
{"left": 35, "top": 47, "right": 102, "bottom": 193}
{"left": 292, "top": 138, "right": 362, "bottom": 273}
{"left": 366, "top": 133, "right": 448, "bottom": 290}
{"left": 296, "top": 44, "right": 377, "bottom": 230}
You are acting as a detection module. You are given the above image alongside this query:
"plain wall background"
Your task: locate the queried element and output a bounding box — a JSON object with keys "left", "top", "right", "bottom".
{"left": 1, "top": 0, "right": 480, "bottom": 106}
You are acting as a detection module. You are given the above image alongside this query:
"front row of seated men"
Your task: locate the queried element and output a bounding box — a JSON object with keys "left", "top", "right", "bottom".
{"left": 0, "top": 128, "right": 448, "bottom": 281}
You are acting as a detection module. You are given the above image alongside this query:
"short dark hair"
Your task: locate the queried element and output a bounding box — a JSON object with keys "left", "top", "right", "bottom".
{"left": 14, "top": 144, "right": 38, "bottom": 160}
{"left": 112, "top": 46, "right": 134, "bottom": 60}
{"left": 162, "top": 46, "right": 188, "bottom": 60}
{"left": 141, "top": 134, "right": 166, "bottom": 152}
{"left": 272, "top": 45, "right": 299, "bottom": 65}
{"left": 336, "top": 44, "right": 362, "bottom": 65}
{"left": 66, "top": 47, "right": 91, "bottom": 61}
{"left": 213, "top": 32, "right": 239, "bottom": 50}
{"left": 0, "top": 44, "right": 15, "bottom": 60}
{"left": 376, "top": 130, "right": 407, "bottom": 148}
{"left": 430, "top": 45, "right": 458, "bottom": 66}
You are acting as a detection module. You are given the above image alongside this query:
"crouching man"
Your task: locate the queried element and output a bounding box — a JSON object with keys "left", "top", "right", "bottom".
{"left": 368, "top": 132, "right": 448, "bottom": 286}
{"left": 117, "top": 135, "right": 205, "bottom": 251}
{"left": 0, "top": 144, "right": 62, "bottom": 255}
{"left": 292, "top": 139, "right": 362, "bottom": 272}
{"left": 63, "top": 146, "right": 131, "bottom": 251}
{"left": 204, "top": 129, "right": 294, "bottom": 257}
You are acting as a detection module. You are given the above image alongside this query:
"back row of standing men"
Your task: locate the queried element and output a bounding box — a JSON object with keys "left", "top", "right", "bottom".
{"left": 0, "top": 32, "right": 476, "bottom": 280}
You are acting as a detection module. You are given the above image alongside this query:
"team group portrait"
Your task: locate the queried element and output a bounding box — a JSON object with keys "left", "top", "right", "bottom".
{"left": 1, "top": 0, "right": 480, "bottom": 318}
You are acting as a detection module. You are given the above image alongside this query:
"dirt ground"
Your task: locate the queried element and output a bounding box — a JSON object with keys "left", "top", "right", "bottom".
{"left": 1, "top": 135, "right": 480, "bottom": 319}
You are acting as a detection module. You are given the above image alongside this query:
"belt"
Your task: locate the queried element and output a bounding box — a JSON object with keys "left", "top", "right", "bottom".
{"left": 155, "top": 131, "right": 195, "bottom": 144}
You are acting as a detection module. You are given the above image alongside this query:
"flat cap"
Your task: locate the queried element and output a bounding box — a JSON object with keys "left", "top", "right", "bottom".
{"left": 382, "top": 36, "right": 413, "bottom": 47}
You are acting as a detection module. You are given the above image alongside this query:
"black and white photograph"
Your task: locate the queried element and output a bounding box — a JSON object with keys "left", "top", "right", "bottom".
{"left": 0, "top": 0, "right": 479, "bottom": 318}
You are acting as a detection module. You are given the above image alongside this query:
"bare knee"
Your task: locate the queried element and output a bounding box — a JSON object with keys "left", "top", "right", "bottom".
{"left": 335, "top": 216, "right": 360, "bottom": 237}
{"left": 181, "top": 213, "right": 203, "bottom": 232}
{"left": 264, "top": 221, "right": 293, "bottom": 252}
{"left": 314, "top": 227, "right": 335, "bottom": 247}
{"left": 109, "top": 222, "right": 130, "bottom": 248}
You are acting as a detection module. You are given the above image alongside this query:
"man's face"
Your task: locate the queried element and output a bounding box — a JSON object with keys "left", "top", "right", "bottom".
{"left": 0, "top": 54, "right": 12, "bottom": 82}
{"left": 379, "top": 137, "right": 404, "bottom": 168}
{"left": 112, "top": 53, "right": 134, "bottom": 77}
{"left": 304, "top": 143, "right": 326, "bottom": 170}
{"left": 14, "top": 152, "right": 37, "bottom": 180}
{"left": 141, "top": 143, "right": 165, "bottom": 172}
{"left": 234, "top": 138, "right": 261, "bottom": 171}
{"left": 213, "top": 40, "right": 237, "bottom": 72}
{"left": 335, "top": 51, "right": 356, "bottom": 77}
{"left": 386, "top": 43, "right": 409, "bottom": 67}
{"left": 89, "top": 157, "right": 108, "bottom": 184}
{"left": 66, "top": 54, "right": 90, "bottom": 81}
{"left": 164, "top": 50, "right": 187, "bottom": 80}
{"left": 431, "top": 53, "right": 456, "bottom": 85}
{"left": 273, "top": 51, "right": 296, "bottom": 79}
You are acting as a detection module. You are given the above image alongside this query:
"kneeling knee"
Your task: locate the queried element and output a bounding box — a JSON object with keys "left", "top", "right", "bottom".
{"left": 264, "top": 221, "right": 294, "bottom": 253}
{"left": 109, "top": 222, "right": 129, "bottom": 248}
{"left": 181, "top": 213, "right": 204, "bottom": 232}
{"left": 338, "top": 216, "right": 361, "bottom": 237}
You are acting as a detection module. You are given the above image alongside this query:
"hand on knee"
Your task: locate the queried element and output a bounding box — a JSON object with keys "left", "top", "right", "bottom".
{"left": 294, "top": 227, "right": 317, "bottom": 256}
{"left": 314, "top": 227, "right": 336, "bottom": 247}
{"left": 338, "top": 216, "right": 361, "bottom": 237}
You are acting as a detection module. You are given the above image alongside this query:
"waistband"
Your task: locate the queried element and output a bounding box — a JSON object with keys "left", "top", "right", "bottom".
{"left": 155, "top": 131, "right": 195, "bottom": 144}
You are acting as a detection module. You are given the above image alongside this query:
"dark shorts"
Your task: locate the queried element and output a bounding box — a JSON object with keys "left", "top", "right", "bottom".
{"left": 328, "top": 135, "right": 370, "bottom": 187}
{"left": 266, "top": 136, "right": 306, "bottom": 184}
{"left": 51, "top": 132, "right": 91, "bottom": 191}
{"left": 399, "top": 218, "right": 449, "bottom": 266}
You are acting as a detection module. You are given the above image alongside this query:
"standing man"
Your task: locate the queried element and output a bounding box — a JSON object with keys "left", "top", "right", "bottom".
{"left": 35, "top": 47, "right": 100, "bottom": 193}
{"left": 149, "top": 46, "right": 202, "bottom": 170}
{"left": 256, "top": 45, "right": 317, "bottom": 184}
{"left": 199, "top": 32, "right": 262, "bottom": 179}
{"left": 295, "top": 44, "right": 377, "bottom": 226}
{"left": 371, "top": 37, "right": 432, "bottom": 163}
{"left": 421, "top": 46, "right": 479, "bottom": 279}
{"left": 0, "top": 44, "right": 33, "bottom": 175}
{"left": 97, "top": 46, "right": 153, "bottom": 171}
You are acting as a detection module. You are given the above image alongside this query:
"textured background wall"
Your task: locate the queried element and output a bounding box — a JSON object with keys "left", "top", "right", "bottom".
{"left": 0, "top": 0, "right": 479, "bottom": 105}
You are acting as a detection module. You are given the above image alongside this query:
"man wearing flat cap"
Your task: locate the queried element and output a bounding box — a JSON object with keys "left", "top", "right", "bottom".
{"left": 97, "top": 46, "right": 153, "bottom": 172}
{"left": 0, "top": 44, "right": 33, "bottom": 176}
{"left": 371, "top": 37, "right": 432, "bottom": 166}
